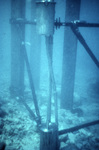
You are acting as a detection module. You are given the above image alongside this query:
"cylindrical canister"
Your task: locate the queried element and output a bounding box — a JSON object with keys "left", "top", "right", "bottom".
{"left": 40, "top": 123, "right": 59, "bottom": 150}
{"left": 36, "top": 1, "right": 56, "bottom": 36}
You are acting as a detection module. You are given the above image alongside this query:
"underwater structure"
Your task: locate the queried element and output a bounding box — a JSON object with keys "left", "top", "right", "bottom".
{"left": 0, "top": 0, "right": 99, "bottom": 150}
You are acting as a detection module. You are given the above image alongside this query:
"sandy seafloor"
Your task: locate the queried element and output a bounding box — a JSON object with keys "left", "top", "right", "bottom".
{"left": 0, "top": 75, "right": 99, "bottom": 150}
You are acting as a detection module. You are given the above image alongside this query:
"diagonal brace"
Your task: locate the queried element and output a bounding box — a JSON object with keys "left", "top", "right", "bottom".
{"left": 70, "top": 24, "right": 99, "bottom": 69}
{"left": 21, "top": 44, "right": 41, "bottom": 125}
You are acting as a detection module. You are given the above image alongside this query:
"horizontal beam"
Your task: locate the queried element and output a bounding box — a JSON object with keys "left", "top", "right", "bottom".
{"left": 10, "top": 18, "right": 99, "bottom": 28}
{"left": 59, "top": 120, "right": 99, "bottom": 135}
{"left": 10, "top": 18, "right": 36, "bottom": 25}
{"left": 55, "top": 21, "right": 99, "bottom": 28}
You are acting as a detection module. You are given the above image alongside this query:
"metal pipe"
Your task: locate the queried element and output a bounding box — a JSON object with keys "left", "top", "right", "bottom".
{"left": 36, "top": 0, "right": 54, "bottom": 2}
{"left": 59, "top": 120, "right": 99, "bottom": 135}
{"left": 46, "top": 36, "right": 52, "bottom": 128}
{"left": 71, "top": 25, "right": 99, "bottom": 69}
{"left": 19, "top": 97, "right": 40, "bottom": 124}
{"left": 45, "top": 35, "right": 58, "bottom": 128}
{"left": 54, "top": 19, "right": 99, "bottom": 29}
{"left": 47, "top": 0, "right": 54, "bottom": 2}
{"left": 21, "top": 44, "right": 41, "bottom": 125}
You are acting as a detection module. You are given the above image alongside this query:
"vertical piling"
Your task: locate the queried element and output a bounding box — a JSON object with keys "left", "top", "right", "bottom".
{"left": 30, "top": 0, "right": 41, "bottom": 91}
{"left": 10, "top": 0, "right": 26, "bottom": 97}
{"left": 61, "top": 0, "right": 81, "bottom": 110}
